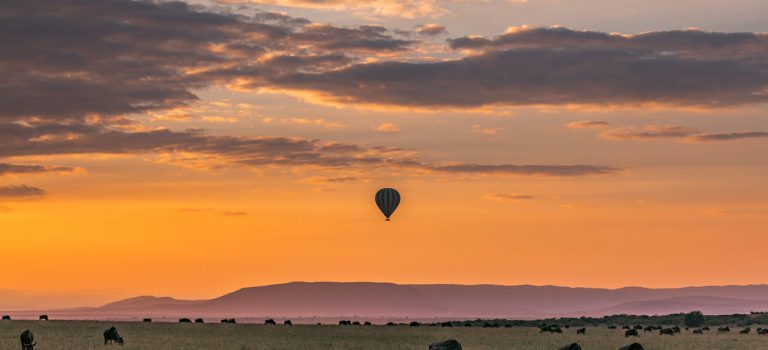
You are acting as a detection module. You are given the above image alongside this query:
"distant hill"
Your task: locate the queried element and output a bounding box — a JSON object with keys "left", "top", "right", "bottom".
{"left": 5, "top": 282, "right": 768, "bottom": 320}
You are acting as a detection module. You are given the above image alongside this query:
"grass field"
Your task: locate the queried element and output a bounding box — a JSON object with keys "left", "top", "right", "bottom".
{"left": 2, "top": 321, "right": 767, "bottom": 349}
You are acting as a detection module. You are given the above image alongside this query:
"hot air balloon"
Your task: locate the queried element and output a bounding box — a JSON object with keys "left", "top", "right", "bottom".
{"left": 375, "top": 188, "right": 400, "bottom": 221}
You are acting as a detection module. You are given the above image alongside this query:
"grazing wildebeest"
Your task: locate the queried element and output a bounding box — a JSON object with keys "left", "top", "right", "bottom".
{"left": 284, "top": 320, "right": 292, "bottom": 326}
{"left": 643, "top": 326, "right": 653, "bottom": 332}
{"left": 20, "top": 330, "right": 36, "bottom": 350}
{"left": 634, "top": 325, "right": 643, "bottom": 330}
{"left": 693, "top": 328, "right": 704, "bottom": 335}
{"left": 103, "top": 326, "right": 124, "bottom": 346}
{"left": 659, "top": 328, "right": 675, "bottom": 335}
{"left": 179, "top": 318, "right": 191, "bottom": 323}
{"left": 386, "top": 322, "right": 395, "bottom": 326}
{"left": 38, "top": 315, "right": 48, "bottom": 321}
{"left": 625, "top": 329, "right": 639, "bottom": 337}
{"left": 618, "top": 343, "right": 644, "bottom": 350}
{"left": 758, "top": 328, "right": 768, "bottom": 335}
{"left": 352, "top": 321, "right": 361, "bottom": 326}
{"left": 410, "top": 321, "right": 420, "bottom": 327}
{"left": 364, "top": 321, "right": 372, "bottom": 326}
{"left": 2, "top": 315, "right": 10, "bottom": 320}
{"left": 718, "top": 326, "right": 730, "bottom": 333}
{"left": 428, "top": 339, "right": 462, "bottom": 350}
{"left": 702, "top": 326, "right": 710, "bottom": 331}
{"left": 671, "top": 326, "right": 681, "bottom": 333}
{"left": 622, "top": 325, "right": 631, "bottom": 330}
{"left": 558, "top": 343, "right": 581, "bottom": 350}
{"left": 540, "top": 325, "right": 562, "bottom": 333}
{"left": 339, "top": 320, "right": 351, "bottom": 326}
{"left": 264, "top": 319, "right": 276, "bottom": 325}
{"left": 142, "top": 318, "right": 151, "bottom": 323}
{"left": 195, "top": 318, "right": 204, "bottom": 324}
{"left": 740, "top": 327, "right": 750, "bottom": 334}
{"left": 576, "top": 328, "right": 586, "bottom": 335}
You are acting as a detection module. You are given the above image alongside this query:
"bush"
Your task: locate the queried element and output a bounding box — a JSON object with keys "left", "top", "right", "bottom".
{"left": 684, "top": 311, "right": 705, "bottom": 327}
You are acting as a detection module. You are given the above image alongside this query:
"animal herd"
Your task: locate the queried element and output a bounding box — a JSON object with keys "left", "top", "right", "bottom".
{"left": 2, "top": 316, "right": 767, "bottom": 349}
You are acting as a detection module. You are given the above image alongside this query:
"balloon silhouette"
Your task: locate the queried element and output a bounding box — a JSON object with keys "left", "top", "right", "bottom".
{"left": 375, "top": 188, "right": 400, "bottom": 221}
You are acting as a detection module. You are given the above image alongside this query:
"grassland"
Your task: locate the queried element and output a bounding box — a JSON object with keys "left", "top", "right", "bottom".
{"left": 1, "top": 321, "right": 767, "bottom": 349}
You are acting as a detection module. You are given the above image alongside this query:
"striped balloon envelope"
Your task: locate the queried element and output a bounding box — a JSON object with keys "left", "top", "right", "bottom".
{"left": 375, "top": 188, "right": 400, "bottom": 221}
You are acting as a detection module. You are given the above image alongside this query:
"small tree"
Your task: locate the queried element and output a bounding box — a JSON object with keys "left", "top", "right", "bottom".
{"left": 684, "top": 311, "right": 705, "bottom": 327}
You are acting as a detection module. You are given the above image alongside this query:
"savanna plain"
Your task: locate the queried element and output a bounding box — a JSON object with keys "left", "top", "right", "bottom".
{"left": 2, "top": 321, "right": 768, "bottom": 350}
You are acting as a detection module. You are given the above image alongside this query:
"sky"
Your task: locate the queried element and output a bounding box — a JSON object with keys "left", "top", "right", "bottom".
{"left": 1, "top": 0, "right": 767, "bottom": 309}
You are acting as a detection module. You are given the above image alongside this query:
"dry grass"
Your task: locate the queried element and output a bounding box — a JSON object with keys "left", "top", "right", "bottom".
{"left": 1, "top": 321, "right": 767, "bottom": 349}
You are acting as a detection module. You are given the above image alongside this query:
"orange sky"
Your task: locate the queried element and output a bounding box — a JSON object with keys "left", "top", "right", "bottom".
{"left": 1, "top": 0, "right": 768, "bottom": 308}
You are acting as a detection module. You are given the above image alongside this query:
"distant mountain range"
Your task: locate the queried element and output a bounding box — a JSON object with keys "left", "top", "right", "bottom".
{"left": 4, "top": 282, "right": 768, "bottom": 320}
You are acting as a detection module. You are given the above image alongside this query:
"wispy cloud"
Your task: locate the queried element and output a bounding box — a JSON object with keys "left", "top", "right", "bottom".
{"left": 566, "top": 121, "right": 611, "bottom": 129}
{"left": 0, "top": 185, "right": 46, "bottom": 199}
{"left": 484, "top": 193, "right": 537, "bottom": 202}
{"left": 375, "top": 123, "right": 401, "bottom": 133}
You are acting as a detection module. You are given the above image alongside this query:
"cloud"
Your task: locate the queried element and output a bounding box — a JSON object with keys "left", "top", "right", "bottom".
{"left": 567, "top": 121, "right": 610, "bottom": 129}
{"left": 430, "top": 164, "right": 619, "bottom": 176}
{"left": 375, "top": 123, "right": 401, "bottom": 133}
{"left": 0, "top": 163, "right": 75, "bottom": 175}
{"left": 0, "top": 0, "right": 414, "bottom": 124}
{"left": 484, "top": 193, "right": 537, "bottom": 202}
{"left": 0, "top": 185, "right": 46, "bottom": 199}
{"left": 600, "top": 125, "right": 699, "bottom": 140}
{"left": 415, "top": 23, "right": 447, "bottom": 36}
{"left": 690, "top": 131, "right": 768, "bottom": 142}
{"left": 303, "top": 176, "right": 357, "bottom": 183}
{"left": 472, "top": 125, "right": 501, "bottom": 135}
{"left": 221, "top": 0, "right": 446, "bottom": 18}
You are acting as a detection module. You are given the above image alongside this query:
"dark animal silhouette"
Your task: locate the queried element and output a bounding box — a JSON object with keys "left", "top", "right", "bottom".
{"left": 38, "top": 315, "right": 48, "bottom": 321}
{"left": 618, "top": 343, "right": 644, "bottom": 350}
{"left": 179, "top": 318, "right": 191, "bottom": 323}
{"left": 195, "top": 318, "right": 204, "bottom": 324}
{"left": 740, "top": 327, "right": 750, "bottom": 334}
{"left": 142, "top": 318, "right": 151, "bottom": 323}
{"left": 2, "top": 315, "right": 10, "bottom": 320}
{"left": 103, "top": 326, "right": 123, "bottom": 346}
{"left": 284, "top": 320, "right": 292, "bottom": 326}
{"left": 564, "top": 324, "right": 570, "bottom": 329}
{"left": 339, "top": 320, "right": 351, "bottom": 326}
{"left": 757, "top": 328, "right": 768, "bottom": 335}
{"left": 441, "top": 322, "right": 452, "bottom": 327}
{"left": 718, "top": 326, "right": 730, "bottom": 333}
{"left": 410, "top": 321, "right": 420, "bottom": 327}
{"left": 386, "top": 322, "right": 395, "bottom": 326}
{"left": 352, "top": 321, "right": 361, "bottom": 325}
{"left": 220, "top": 318, "right": 236, "bottom": 324}
{"left": 624, "top": 329, "right": 639, "bottom": 337}
{"left": 634, "top": 325, "right": 643, "bottom": 330}
{"left": 576, "top": 328, "right": 586, "bottom": 335}
{"left": 264, "top": 319, "right": 276, "bottom": 325}
{"left": 671, "top": 326, "right": 681, "bottom": 333}
{"left": 659, "top": 328, "right": 675, "bottom": 335}
{"left": 693, "top": 329, "right": 704, "bottom": 335}
{"left": 364, "top": 321, "right": 372, "bottom": 326}
{"left": 622, "top": 325, "right": 631, "bottom": 330}
{"left": 429, "top": 339, "right": 462, "bottom": 350}
{"left": 20, "top": 330, "right": 36, "bottom": 350}
{"left": 558, "top": 343, "right": 581, "bottom": 350}
{"left": 464, "top": 322, "right": 472, "bottom": 327}
{"left": 540, "top": 325, "right": 562, "bottom": 333}
{"left": 643, "top": 326, "right": 653, "bottom": 332}
{"left": 702, "top": 326, "right": 710, "bottom": 331}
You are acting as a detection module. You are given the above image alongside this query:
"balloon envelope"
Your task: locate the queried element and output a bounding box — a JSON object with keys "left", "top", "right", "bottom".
{"left": 375, "top": 188, "right": 400, "bottom": 221}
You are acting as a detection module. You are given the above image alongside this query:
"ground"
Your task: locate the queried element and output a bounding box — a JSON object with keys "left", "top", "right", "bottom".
{"left": 1, "top": 321, "right": 767, "bottom": 349}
